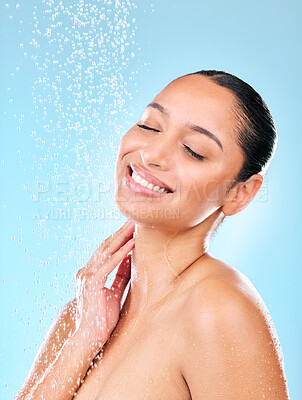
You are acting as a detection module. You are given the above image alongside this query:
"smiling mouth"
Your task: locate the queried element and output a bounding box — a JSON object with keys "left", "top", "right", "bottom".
{"left": 127, "top": 165, "right": 174, "bottom": 194}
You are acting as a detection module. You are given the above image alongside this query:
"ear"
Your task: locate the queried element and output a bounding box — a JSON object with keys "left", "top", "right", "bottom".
{"left": 222, "top": 174, "right": 263, "bottom": 216}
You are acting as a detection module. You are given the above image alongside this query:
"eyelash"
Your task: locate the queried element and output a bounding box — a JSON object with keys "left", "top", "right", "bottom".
{"left": 136, "top": 124, "right": 205, "bottom": 161}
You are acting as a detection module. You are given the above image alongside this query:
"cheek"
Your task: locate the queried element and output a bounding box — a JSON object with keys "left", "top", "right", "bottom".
{"left": 179, "top": 172, "right": 228, "bottom": 207}
{"left": 117, "top": 132, "right": 132, "bottom": 158}
{"left": 201, "top": 157, "right": 240, "bottom": 202}
{"left": 117, "top": 129, "right": 146, "bottom": 160}
{"left": 204, "top": 180, "right": 230, "bottom": 203}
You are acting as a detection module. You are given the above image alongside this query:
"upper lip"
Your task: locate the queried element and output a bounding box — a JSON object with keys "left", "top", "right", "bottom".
{"left": 129, "top": 162, "right": 174, "bottom": 192}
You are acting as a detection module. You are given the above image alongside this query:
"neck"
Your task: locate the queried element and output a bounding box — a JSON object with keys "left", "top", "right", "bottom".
{"left": 123, "top": 209, "right": 223, "bottom": 316}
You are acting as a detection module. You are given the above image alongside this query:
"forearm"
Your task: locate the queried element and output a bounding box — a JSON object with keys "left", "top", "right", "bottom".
{"left": 15, "top": 299, "right": 78, "bottom": 399}
{"left": 16, "top": 328, "right": 103, "bottom": 400}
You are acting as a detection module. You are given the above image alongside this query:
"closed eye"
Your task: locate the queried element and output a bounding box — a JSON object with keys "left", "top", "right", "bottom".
{"left": 137, "top": 124, "right": 161, "bottom": 132}
{"left": 184, "top": 145, "right": 204, "bottom": 161}
{"left": 137, "top": 124, "right": 204, "bottom": 161}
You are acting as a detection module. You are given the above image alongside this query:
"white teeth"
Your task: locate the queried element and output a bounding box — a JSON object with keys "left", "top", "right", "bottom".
{"left": 131, "top": 169, "right": 169, "bottom": 194}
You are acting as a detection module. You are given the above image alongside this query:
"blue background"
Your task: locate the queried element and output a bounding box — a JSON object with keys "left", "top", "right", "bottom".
{"left": 0, "top": 0, "right": 301, "bottom": 398}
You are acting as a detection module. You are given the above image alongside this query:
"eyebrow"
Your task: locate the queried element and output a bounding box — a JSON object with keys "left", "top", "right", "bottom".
{"left": 147, "top": 102, "right": 224, "bottom": 152}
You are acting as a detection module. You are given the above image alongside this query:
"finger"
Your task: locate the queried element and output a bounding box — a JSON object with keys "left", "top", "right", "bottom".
{"left": 110, "top": 254, "right": 132, "bottom": 301}
{"left": 92, "top": 221, "right": 135, "bottom": 266}
{"left": 79, "top": 221, "right": 135, "bottom": 279}
{"left": 97, "top": 220, "right": 135, "bottom": 256}
{"left": 95, "top": 237, "right": 135, "bottom": 281}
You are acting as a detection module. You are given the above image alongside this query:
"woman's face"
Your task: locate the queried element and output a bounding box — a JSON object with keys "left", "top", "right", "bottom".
{"left": 114, "top": 74, "right": 245, "bottom": 230}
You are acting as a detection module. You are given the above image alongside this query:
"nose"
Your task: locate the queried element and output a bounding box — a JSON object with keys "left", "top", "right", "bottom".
{"left": 139, "top": 135, "right": 172, "bottom": 170}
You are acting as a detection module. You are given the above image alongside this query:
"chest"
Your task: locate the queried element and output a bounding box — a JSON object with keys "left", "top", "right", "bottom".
{"left": 74, "top": 310, "right": 191, "bottom": 400}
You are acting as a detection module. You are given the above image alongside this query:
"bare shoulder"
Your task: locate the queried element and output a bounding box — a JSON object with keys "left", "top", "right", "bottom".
{"left": 183, "top": 254, "right": 284, "bottom": 364}
{"left": 179, "top": 254, "right": 289, "bottom": 399}
{"left": 184, "top": 254, "right": 278, "bottom": 335}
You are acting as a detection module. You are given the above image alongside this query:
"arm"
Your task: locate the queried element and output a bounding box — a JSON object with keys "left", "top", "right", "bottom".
{"left": 16, "top": 322, "right": 106, "bottom": 400}
{"left": 15, "top": 220, "right": 135, "bottom": 400}
{"left": 16, "top": 298, "right": 77, "bottom": 399}
{"left": 181, "top": 277, "right": 290, "bottom": 400}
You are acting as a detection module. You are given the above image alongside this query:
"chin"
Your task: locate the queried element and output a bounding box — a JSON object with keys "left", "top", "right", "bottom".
{"left": 114, "top": 198, "right": 179, "bottom": 228}
{"left": 114, "top": 195, "right": 211, "bottom": 231}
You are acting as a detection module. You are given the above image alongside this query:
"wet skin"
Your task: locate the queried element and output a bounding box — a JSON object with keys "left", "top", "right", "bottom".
{"left": 113, "top": 73, "right": 260, "bottom": 316}
{"left": 16, "top": 75, "right": 289, "bottom": 399}
{"left": 74, "top": 75, "right": 288, "bottom": 398}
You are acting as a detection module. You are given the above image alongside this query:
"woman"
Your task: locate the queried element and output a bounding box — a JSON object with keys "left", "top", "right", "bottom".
{"left": 16, "top": 70, "right": 290, "bottom": 399}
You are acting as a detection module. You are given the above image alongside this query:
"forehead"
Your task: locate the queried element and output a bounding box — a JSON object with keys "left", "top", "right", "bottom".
{"left": 152, "top": 74, "right": 238, "bottom": 141}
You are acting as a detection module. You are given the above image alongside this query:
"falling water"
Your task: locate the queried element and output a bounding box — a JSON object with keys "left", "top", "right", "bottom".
{"left": 1, "top": 0, "right": 153, "bottom": 397}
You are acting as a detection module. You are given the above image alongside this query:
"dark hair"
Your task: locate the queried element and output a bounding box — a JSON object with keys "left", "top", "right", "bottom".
{"left": 184, "top": 70, "right": 277, "bottom": 183}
